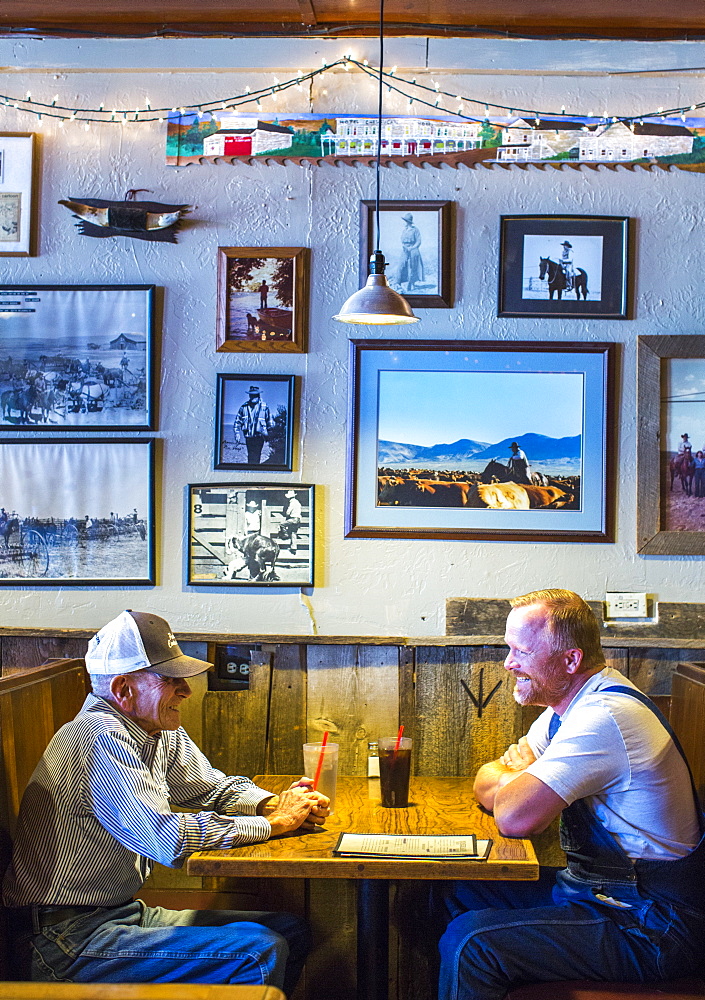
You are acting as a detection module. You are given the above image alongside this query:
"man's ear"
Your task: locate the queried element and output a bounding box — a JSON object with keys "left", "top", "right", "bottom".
{"left": 564, "top": 648, "right": 584, "bottom": 674}
{"left": 110, "top": 674, "right": 134, "bottom": 709}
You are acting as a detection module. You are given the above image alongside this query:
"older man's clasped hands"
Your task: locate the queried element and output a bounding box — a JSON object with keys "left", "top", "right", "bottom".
{"left": 258, "top": 777, "right": 331, "bottom": 836}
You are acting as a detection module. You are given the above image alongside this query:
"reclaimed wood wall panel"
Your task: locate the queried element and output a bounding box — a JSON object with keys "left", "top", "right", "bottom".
{"left": 306, "top": 878, "right": 357, "bottom": 1000}
{"left": 1, "top": 635, "right": 88, "bottom": 674}
{"left": 670, "top": 666, "right": 705, "bottom": 800}
{"left": 415, "top": 646, "right": 520, "bottom": 778}
{"left": 305, "top": 645, "right": 400, "bottom": 776}
{"left": 627, "top": 647, "right": 705, "bottom": 694}
{"left": 202, "top": 656, "right": 272, "bottom": 777}
{"left": 264, "top": 643, "right": 307, "bottom": 775}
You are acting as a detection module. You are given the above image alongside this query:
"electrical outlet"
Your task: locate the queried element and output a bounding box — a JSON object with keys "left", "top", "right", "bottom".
{"left": 605, "top": 592, "right": 649, "bottom": 618}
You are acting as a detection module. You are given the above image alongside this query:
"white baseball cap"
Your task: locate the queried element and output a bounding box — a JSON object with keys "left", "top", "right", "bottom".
{"left": 85, "top": 610, "right": 211, "bottom": 678}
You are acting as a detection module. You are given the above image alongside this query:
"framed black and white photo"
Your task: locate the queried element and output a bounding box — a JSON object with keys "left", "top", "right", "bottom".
{"left": 214, "top": 374, "right": 295, "bottom": 471}
{"left": 0, "top": 438, "right": 155, "bottom": 585}
{"left": 498, "top": 215, "right": 630, "bottom": 318}
{"left": 347, "top": 339, "right": 615, "bottom": 542}
{"left": 188, "top": 483, "right": 314, "bottom": 587}
{"left": 0, "top": 133, "right": 38, "bottom": 256}
{"left": 0, "top": 285, "right": 155, "bottom": 430}
{"left": 360, "top": 200, "right": 453, "bottom": 308}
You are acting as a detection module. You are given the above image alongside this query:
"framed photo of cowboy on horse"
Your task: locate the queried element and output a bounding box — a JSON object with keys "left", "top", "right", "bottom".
{"left": 187, "top": 483, "right": 314, "bottom": 586}
{"left": 0, "top": 284, "right": 155, "bottom": 430}
{"left": 498, "top": 215, "right": 630, "bottom": 319}
{"left": 637, "top": 335, "right": 705, "bottom": 555}
{"left": 346, "top": 339, "right": 616, "bottom": 542}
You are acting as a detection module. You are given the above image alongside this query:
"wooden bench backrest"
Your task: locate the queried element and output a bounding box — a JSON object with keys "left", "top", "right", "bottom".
{"left": 0, "top": 658, "right": 89, "bottom": 979}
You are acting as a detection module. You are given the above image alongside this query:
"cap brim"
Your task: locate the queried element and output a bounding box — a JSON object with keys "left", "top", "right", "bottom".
{"left": 146, "top": 654, "right": 212, "bottom": 678}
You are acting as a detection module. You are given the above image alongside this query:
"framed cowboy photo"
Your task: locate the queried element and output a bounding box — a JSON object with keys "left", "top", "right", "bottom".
{"left": 214, "top": 374, "right": 295, "bottom": 471}
{"left": 498, "top": 215, "right": 630, "bottom": 319}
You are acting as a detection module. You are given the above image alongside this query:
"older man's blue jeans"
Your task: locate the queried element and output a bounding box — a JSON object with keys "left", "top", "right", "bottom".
{"left": 434, "top": 868, "right": 705, "bottom": 1000}
{"left": 14, "top": 900, "right": 310, "bottom": 996}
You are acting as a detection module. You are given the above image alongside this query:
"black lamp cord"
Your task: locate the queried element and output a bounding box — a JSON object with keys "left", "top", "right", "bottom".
{"left": 374, "top": 0, "right": 384, "bottom": 255}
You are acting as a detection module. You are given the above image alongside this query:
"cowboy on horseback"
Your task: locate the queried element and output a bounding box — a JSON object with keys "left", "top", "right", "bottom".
{"left": 678, "top": 433, "right": 693, "bottom": 455}
{"left": 560, "top": 240, "right": 574, "bottom": 291}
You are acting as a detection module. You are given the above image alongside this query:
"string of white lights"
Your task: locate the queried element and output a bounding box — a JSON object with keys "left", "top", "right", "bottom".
{"left": 0, "top": 54, "right": 702, "bottom": 127}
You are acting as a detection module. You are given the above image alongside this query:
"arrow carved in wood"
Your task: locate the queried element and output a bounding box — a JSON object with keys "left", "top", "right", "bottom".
{"left": 461, "top": 668, "right": 503, "bottom": 719}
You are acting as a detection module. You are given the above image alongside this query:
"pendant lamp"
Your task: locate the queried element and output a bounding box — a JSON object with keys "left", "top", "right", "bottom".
{"left": 333, "top": 0, "right": 419, "bottom": 326}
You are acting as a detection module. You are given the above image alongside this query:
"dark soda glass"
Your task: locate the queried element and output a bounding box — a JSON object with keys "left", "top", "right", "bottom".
{"left": 379, "top": 743, "right": 411, "bottom": 807}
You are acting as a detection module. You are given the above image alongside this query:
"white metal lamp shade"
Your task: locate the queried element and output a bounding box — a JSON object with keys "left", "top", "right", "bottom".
{"left": 334, "top": 251, "right": 419, "bottom": 325}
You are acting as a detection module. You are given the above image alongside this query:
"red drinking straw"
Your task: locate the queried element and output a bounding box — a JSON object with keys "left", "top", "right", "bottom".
{"left": 393, "top": 724, "right": 404, "bottom": 757}
{"left": 312, "top": 731, "right": 329, "bottom": 791}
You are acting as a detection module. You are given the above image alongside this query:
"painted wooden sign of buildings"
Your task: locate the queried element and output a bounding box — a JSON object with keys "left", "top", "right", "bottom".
{"left": 166, "top": 111, "right": 705, "bottom": 169}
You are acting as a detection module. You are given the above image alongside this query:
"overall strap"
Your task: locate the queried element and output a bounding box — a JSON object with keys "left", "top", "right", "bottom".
{"left": 601, "top": 684, "right": 704, "bottom": 827}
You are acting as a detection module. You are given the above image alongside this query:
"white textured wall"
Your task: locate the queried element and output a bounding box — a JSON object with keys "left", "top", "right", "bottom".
{"left": 0, "top": 36, "right": 704, "bottom": 636}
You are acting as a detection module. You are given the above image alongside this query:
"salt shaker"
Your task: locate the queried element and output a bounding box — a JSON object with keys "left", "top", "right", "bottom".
{"left": 367, "top": 740, "right": 380, "bottom": 777}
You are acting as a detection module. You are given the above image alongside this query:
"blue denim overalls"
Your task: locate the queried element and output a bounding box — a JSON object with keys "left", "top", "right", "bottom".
{"left": 437, "top": 684, "right": 705, "bottom": 1000}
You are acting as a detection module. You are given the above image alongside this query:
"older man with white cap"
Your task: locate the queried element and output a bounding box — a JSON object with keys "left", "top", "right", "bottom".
{"left": 3, "top": 610, "right": 328, "bottom": 991}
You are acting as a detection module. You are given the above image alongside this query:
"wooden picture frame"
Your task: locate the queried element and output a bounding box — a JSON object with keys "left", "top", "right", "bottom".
{"left": 360, "top": 200, "right": 453, "bottom": 308}
{"left": 216, "top": 247, "right": 309, "bottom": 353}
{"left": 214, "top": 374, "right": 295, "bottom": 471}
{"left": 0, "top": 285, "right": 155, "bottom": 430}
{"left": 498, "top": 215, "right": 630, "bottom": 319}
{"left": 637, "top": 334, "right": 705, "bottom": 555}
{"left": 0, "top": 438, "right": 155, "bottom": 585}
{"left": 347, "top": 339, "right": 616, "bottom": 542}
{"left": 188, "top": 483, "right": 314, "bottom": 586}
{"left": 0, "top": 132, "right": 38, "bottom": 256}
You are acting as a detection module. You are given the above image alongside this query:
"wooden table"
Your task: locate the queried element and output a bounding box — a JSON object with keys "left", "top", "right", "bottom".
{"left": 188, "top": 776, "right": 539, "bottom": 1000}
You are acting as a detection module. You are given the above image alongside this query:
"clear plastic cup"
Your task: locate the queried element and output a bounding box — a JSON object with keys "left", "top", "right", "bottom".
{"left": 302, "top": 742, "right": 339, "bottom": 813}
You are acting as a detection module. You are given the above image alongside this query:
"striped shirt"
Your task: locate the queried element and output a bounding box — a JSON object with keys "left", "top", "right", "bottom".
{"left": 2, "top": 694, "right": 273, "bottom": 907}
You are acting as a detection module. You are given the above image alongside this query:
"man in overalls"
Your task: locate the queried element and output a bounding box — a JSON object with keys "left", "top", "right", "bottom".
{"left": 435, "top": 588, "right": 704, "bottom": 1000}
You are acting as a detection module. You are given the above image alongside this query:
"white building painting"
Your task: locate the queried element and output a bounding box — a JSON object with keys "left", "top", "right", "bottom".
{"left": 496, "top": 117, "right": 693, "bottom": 163}
{"left": 321, "top": 116, "right": 484, "bottom": 156}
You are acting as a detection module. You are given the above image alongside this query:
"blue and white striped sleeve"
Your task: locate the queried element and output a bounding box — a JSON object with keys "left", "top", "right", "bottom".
{"left": 163, "top": 728, "right": 274, "bottom": 816}
{"left": 85, "top": 732, "right": 271, "bottom": 868}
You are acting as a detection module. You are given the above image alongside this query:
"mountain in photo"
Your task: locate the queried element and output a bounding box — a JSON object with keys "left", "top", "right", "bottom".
{"left": 378, "top": 438, "right": 490, "bottom": 464}
{"left": 474, "top": 433, "right": 581, "bottom": 461}
{"left": 378, "top": 432, "right": 581, "bottom": 465}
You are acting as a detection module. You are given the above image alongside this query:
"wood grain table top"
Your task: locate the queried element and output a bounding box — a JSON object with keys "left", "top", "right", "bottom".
{"left": 187, "top": 775, "right": 539, "bottom": 881}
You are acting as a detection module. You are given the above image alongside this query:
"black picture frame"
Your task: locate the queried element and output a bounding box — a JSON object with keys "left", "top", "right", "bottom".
{"left": 0, "top": 133, "right": 38, "bottom": 257}
{"left": 0, "top": 438, "right": 155, "bottom": 585}
{"left": 360, "top": 200, "right": 453, "bottom": 308}
{"left": 0, "top": 284, "right": 155, "bottom": 430}
{"left": 188, "top": 483, "right": 314, "bottom": 587}
{"left": 214, "top": 374, "right": 295, "bottom": 471}
{"left": 346, "top": 339, "right": 616, "bottom": 542}
{"left": 498, "top": 215, "right": 630, "bottom": 319}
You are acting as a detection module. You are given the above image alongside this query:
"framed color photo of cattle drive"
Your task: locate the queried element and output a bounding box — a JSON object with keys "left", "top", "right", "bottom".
{"left": 0, "top": 285, "right": 155, "bottom": 430}
{"left": 498, "top": 215, "right": 630, "bottom": 319}
{"left": 637, "top": 335, "right": 705, "bottom": 555}
{"left": 215, "top": 247, "right": 310, "bottom": 353}
{"left": 187, "top": 483, "right": 314, "bottom": 586}
{"left": 346, "top": 339, "right": 616, "bottom": 542}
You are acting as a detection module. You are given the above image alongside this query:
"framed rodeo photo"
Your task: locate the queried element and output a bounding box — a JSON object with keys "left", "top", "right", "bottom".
{"left": 188, "top": 483, "right": 314, "bottom": 587}
{"left": 498, "top": 215, "right": 630, "bottom": 319}
{"left": 346, "top": 339, "right": 616, "bottom": 543}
